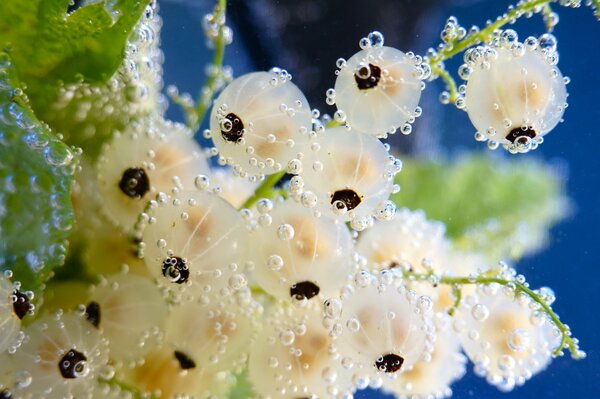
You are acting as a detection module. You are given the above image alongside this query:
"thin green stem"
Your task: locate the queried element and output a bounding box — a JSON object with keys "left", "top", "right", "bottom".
{"left": 99, "top": 377, "right": 159, "bottom": 399}
{"left": 594, "top": 0, "right": 600, "bottom": 20}
{"left": 448, "top": 284, "right": 462, "bottom": 316}
{"left": 430, "top": 0, "right": 552, "bottom": 65}
{"left": 190, "top": 0, "right": 227, "bottom": 132}
{"left": 402, "top": 270, "right": 583, "bottom": 359}
{"left": 431, "top": 64, "right": 458, "bottom": 103}
{"left": 240, "top": 171, "right": 287, "bottom": 209}
{"left": 541, "top": 3, "right": 556, "bottom": 32}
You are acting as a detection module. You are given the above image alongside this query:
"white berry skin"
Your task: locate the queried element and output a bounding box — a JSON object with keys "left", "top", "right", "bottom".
{"left": 464, "top": 46, "right": 567, "bottom": 151}
{"left": 97, "top": 117, "right": 211, "bottom": 231}
{"left": 327, "top": 271, "right": 435, "bottom": 387}
{"left": 382, "top": 313, "right": 466, "bottom": 399}
{"left": 334, "top": 46, "right": 422, "bottom": 137}
{"left": 11, "top": 312, "right": 109, "bottom": 399}
{"left": 250, "top": 199, "right": 355, "bottom": 302}
{"left": 87, "top": 273, "right": 168, "bottom": 362}
{"left": 209, "top": 71, "right": 313, "bottom": 177}
{"left": 124, "top": 348, "right": 229, "bottom": 398}
{"left": 249, "top": 306, "right": 354, "bottom": 399}
{"left": 0, "top": 277, "right": 24, "bottom": 354}
{"left": 299, "top": 127, "right": 398, "bottom": 229}
{"left": 454, "top": 284, "right": 560, "bottom": 392}
{"left": 165, "top": 296, "right": 255, "bottom": 373}
{"left": 211, "top": 167, "right": 259, "bottom": 208}
{"left": 140, "top": 190, "right": 248, "bottom": 298}
{"left": 356, "top": 208, "right": 449, "bottom": 272}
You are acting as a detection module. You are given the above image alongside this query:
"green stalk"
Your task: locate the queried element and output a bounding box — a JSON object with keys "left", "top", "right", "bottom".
{"left": 240, "top": 171, "right": 287, "bottom": 209}
{"left": 402, "top": 270, "right": 584, "bottom": 359}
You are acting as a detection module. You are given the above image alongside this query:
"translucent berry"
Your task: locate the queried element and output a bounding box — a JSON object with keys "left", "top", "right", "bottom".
{"left": 210, "top": 70, "right": 313, "bottom": 177}
{"left": 250, "top": 199, "right": 355, "bottom": 302}
{"left": 463, "top": 44, "right": 567, "bottom": 153}
{"left": 333, "top": 46, "right": 422, "bottom": 137}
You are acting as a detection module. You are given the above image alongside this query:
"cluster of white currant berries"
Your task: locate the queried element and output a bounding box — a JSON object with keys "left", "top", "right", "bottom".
{"left": 0, "top": 3, "right": 579, "bottom": 398}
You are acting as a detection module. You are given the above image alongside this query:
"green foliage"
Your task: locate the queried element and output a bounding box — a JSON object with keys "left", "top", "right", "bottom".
{"left": 0, "top": 0, "right": 149, "bottom": 92}
{"left": 227, "top": 370, "right": 255, "bottom": 399}
{"left": 392, "top": 154, "right": 569, "bottom": 261}
{"left": 0, "top": 54, "right": 78, "bottom": 291}
{"left": 0, "top": 0, "right": 151, "bottom": 157}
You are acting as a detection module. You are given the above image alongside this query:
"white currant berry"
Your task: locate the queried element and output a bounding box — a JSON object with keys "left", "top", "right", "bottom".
{"left": 299, "top": 127, "right": 398, "bottom": 230}
{"left": 382, "top": 313, "right": 466, "bottom": 399}
{"left": 0, "top": 276, "right": 31, "bottom": 354}
{"left": 97, "top": 117, "right": 211, "bottom": 230}
{"left": 463, "top": 42, "right": 567, "bottom": 153}
{"left": 454, "top": 282, "right": 561, "bottom": 391}
{"left": 210, "top": 167, "right": 259, "bottom": 208}
{"left": 11, "top": 312, "right": 109, "bottom": 399}
{"left": 333, "top": 44, "right": 423, "bottom": 137}
{"left": 139, "top": 190, "right": 248, "bottom": 297}
{"left": 248, "top": 306, "right": 354, "bottom": 399}
{"left": 85, "top": 273, "right": 168, "bottom": 362}
{"left": 327, "top": 270, "right": 435, "bottom": 387}
{"left": 356, "top": 208, "right": 449, "bottom": 272}
{"left": 210, "top": 70, "right": 313, "bottom": 177}
{"left": 250, "top": 199, "right": 355, "bottom": 303}
{"left": 164, "top": 295, "right": 255, "bottom": 373}
{"left": 124, "top": 348, "right": 230, "bottom": 398}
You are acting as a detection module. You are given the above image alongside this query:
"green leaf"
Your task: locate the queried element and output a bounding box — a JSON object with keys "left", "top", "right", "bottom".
{"left": 0, "top": 0, "right": 150, "bottom": 88}
{"left": 0, "top": 54, "right": 78, "bottom": 290}
{"left": 392, "top": 154, "right": 569, "bottom": 261}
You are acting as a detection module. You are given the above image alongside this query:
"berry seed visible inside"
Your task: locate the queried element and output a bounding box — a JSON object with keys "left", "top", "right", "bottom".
{"left": 331, "top": 189, "right": 362, "bottom": 211}
{"left": 505, "top": 126, "right": 537, "bottom": 144}
{"left": 354, "top": 63, "right": 381, "bottom": 90}
{"left": 221, "top": 113, "right": 245, "bottom": 142}
{"left": 375, "top": 353, "right": 404, "bottom": 373}
{"left": 118, "top": 167, "right": 150, "bottom": 199}
{"left": 85, "top": 301, "right": 101, "bottom": 328}
{"left": 290, "top": 281, "right": 320, "bottom": 300}
{"left": 58, "top": 349, "right": 88, "bottom": 379}
{"left": 161, "top": 256, "right": 190, "bottom": 284}
{"left": 12, "top": 289, "right": 30, "bottom": 320}
{"left": 174, "top": 350, "right": 196, "bottom": 370}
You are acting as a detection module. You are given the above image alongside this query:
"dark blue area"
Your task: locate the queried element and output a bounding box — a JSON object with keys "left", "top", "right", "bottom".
{"left": 159, "top": 1, "right": 600, "bottom": 397}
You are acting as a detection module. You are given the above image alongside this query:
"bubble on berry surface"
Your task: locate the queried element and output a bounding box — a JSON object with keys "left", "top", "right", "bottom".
{"left": 209, "top": 167, "right": 259, "bottom": 208}
{"left": 0, "top": 276, "right": 28, "bottom": 353}
{"left": 455, "top": 283, "right": 561, "bottom": 391}
{"left": 463, "top": 43, "right": 567, "bottom": 153}
{"left": 248, "top": 306, "right": 354, "bottom": 398}
{"left": 333, "top": 45, "right": 422, "bottom": 137}
{"left": 209, "top": 71, "right": 313, "bottom": 177}
{"left": 327, "top": 270, "right": 435, "bottom": 385}
{"left": 97, "top": 117, "right": 211, "bottom": 230}
{"left": 299, "top": 127, "right": 398, "bottom": 228}
{"left": 11, "top": 312, "right": 109, "bottom": 398}
{"left": 139, "top": 190, "right": 249, "bottom": 298}
{"left": 86, "top": 273, "right": 167, "bottom": 362}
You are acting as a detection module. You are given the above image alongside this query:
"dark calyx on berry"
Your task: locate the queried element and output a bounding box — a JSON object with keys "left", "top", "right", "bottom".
{"left": 505, "top": 126, "right": 537, "bottom": 144}
{"left": 12, "top": 289, "right": 31, "bottom": 320}
{"left": 354, "top": 63, "right": 381, "bottom": 90}
{"left": 0, "top": 389, "right": 11, "bottom": 399}
{"left": 290, "top": 281, "right": 320, "bottom": 300}
{"left": 221, "top": 113, "right": 245, "bottom": 142}
{"left": 58, "top": 349, "right": 87, "bottom": 379}
{"left": 331, "top": 189, "right": 362, "bottom": 211}
{"left": 85, "top": 301, "right": 101, "bottom": 328}
{"left": 162, "top": 256, "right": 190, "bottom": 284}
{"left": 174, "top": 350, "right": 197, "bottom": 370}
{"left": 375, "top": 353, "right": 404, "bottom": 373}
{"left": 119, "top": 167, "right": 150, "bottom": 199}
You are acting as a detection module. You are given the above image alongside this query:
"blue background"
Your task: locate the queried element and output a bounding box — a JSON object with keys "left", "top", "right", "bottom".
{"left": 159, "top": 1, "right": 600, "bottom": 397}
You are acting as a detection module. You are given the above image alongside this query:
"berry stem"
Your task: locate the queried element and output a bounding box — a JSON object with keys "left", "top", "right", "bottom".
{"left": 431, "top": 64, "right": 458, "bottom": 103}
{"left": 98, "top": 377, "right": 159, "bottom": 399}
{"left": 429, "top": 0, "right": 552, "bottom": 65}
{"left": 191, "top": 0, "right": 228, "bottom": 132}
{"left": 401, "top": 269, "right": 584, "bottom": 359}
{"left": 240, "top": 171, "right": 287, "bottom": 209}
